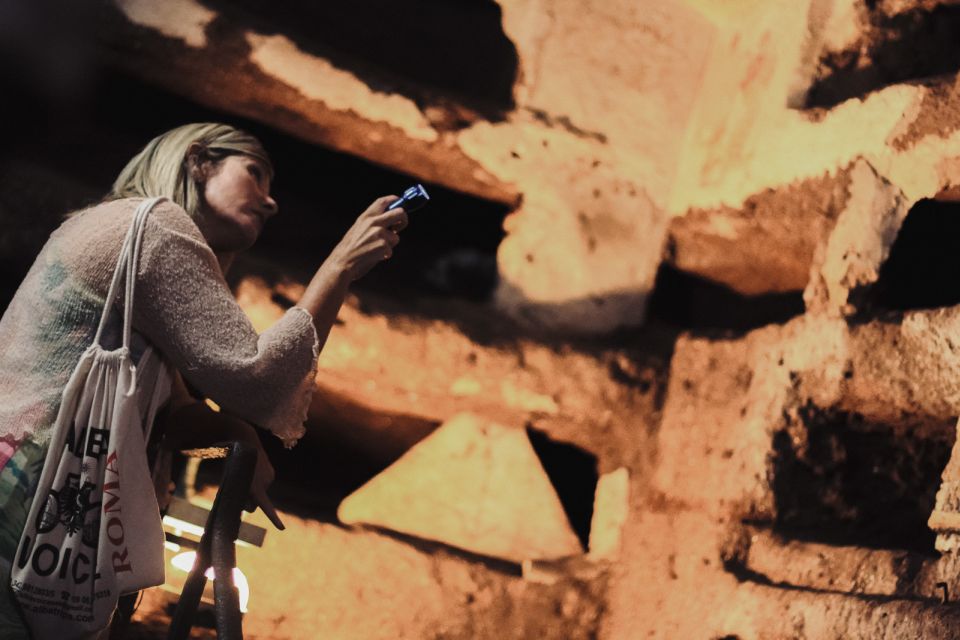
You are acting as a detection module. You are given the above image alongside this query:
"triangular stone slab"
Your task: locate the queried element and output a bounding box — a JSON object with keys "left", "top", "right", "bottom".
{"left": 337, "top": 413, "right": 583, "bottom": 563}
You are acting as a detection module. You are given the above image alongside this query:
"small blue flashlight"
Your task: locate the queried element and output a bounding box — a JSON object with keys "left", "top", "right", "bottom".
{"left": 388, "top": 184, "right": 430, "bottom": 212}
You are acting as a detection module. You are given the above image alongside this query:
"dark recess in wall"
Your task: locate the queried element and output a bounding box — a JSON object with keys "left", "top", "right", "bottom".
{"left": 526, "top": 426, "right": 599, "bottom": 551}
{"left": 769, "top": 403, "right": 953, "bottom": 553}
{"left": 204, "top": 0, "right": 519, "bottom": 119}
{"left": 647, "top": 263, "right": 804, "bottom": 335}
{"left": 868, "top": 198, "right": 960, "bottom": 312}
{"left": 804, "top": 4, "right": 960, "bottom": 109}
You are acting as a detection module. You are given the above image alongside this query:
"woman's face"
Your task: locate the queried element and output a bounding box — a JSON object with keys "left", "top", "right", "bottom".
{"left": 198, "top": 154, "right": 278, "bottom": 253}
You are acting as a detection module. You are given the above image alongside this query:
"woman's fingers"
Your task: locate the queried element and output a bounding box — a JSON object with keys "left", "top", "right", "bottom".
{"left": 363, "top": 196, "right": 408, "bottom": 229}
{"left": 380, "top": 228, "right": 400, "bottom": 247}
{"left": 244, "top": 482, "right": 286, "bottom": 531}
{"left": 376, "top": 206, "right": 408, "bottom": 231}
{"left": 331, "top": 196, "right": 409, "bottom": 279}
{"left": 259, "top": 491, "right": 285, "bottom": 531}
{"left": 364, "top": 195, "right": 399, "bottom": 217}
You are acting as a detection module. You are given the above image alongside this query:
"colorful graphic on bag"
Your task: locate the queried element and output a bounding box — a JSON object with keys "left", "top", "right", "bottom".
{"left": 35, "top": 472, "right": 101, "bottom": 546}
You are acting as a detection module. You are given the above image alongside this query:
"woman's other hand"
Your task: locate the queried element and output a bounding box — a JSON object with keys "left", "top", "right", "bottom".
{"left": 160, "top": 401, "right": 285, "bottom": 530}
{"left": 326, "top": 196, "right": 409, "bottom": 282}
{"left": 294, "top": 196, "right": 409, "bottom": 356}
{"left": 247, "top": 440, "right": 284, "bottom": 530}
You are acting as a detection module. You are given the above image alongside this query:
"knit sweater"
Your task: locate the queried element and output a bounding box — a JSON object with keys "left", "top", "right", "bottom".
{"left": 0, "top": 197, "right": 318, "bottom": 636}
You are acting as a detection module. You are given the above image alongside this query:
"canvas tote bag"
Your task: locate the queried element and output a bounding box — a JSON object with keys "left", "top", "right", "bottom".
{"left": 11, "top": 197, "right": 173, "bottom": 638}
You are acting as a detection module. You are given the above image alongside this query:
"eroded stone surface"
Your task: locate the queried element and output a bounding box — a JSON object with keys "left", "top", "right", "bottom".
{"left": 234, "top": 275, "right": 662, "bottom": 473}
{"left": 236, "top": 257, "right": 960, "bottom": 637}
{"left": 667, "top": 1, "right": 960, "bottom": 299}
{"left": 98, "top": 0, "right": 715, "bottom": 334}
{"left": 668, "top": 170, "right": 851, "bottom": 295}
{"left": 803, "top": 158, "right": 909, "bottom": 316}
{"left": 603, "top": 309, "right": 960, "bottom": 638}
{"left": 133, "top": 501, "right": 605, "bottom": 640}
{"left": 844, "top": 308, "right": 960, "bottom": 422}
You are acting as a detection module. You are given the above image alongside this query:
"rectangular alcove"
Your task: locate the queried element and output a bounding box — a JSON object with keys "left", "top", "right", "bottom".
{"left": 768, "top": 404, "right": 954, "bottom": 554}
{"left": 725, "top": 403, "right": 957, "bottom": 600}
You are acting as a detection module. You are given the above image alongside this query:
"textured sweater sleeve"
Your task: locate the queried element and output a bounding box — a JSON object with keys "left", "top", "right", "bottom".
{"left": 131, "top": 200, "right": 318, "bottom": 446}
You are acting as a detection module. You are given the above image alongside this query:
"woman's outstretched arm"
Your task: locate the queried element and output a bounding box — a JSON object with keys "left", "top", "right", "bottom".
{"left": 296, "top": 195, "right": 407, "bottom": 351}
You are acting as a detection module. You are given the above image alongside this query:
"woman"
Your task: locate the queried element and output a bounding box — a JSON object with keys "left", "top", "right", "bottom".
{"left": 0, "top": 122, "right": 408, "bottom": 636}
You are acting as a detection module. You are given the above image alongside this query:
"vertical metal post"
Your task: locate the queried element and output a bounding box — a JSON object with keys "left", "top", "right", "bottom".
{"left": 167, "top": 441, "right": 256, "bottom": 640}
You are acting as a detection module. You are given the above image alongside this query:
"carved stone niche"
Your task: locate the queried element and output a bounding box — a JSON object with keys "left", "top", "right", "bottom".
{"left": 804, "top": 157, "right": 960, "bottom": 319}
{"left": 728, "top": 161, "right": 960, "bottom": 606}
{"left": 723, "top": 403, "right": 958, "bottom": 603}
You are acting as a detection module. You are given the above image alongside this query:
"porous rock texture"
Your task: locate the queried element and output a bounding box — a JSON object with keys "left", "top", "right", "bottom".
{"left": 668, "top": 0, "right": 960, "bottom": 297}
{"left": 8, "top": 0, "right": 960, "bottom": 638}
{"left": 602, "top": 2, "right": 960, "bottom": 634}
{"left": 100, "top": 0, "right": 714, "bottom": 334}
{"left": 602, "top": 309, "right": 960, "bottom": 639}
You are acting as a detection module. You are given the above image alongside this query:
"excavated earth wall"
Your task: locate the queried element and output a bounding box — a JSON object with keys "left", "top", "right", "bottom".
{"left": 7, "top": 0, "right": 960, "bottom": 638}
{"left": 606, "top": 2, "right": 960, "bottom": 637}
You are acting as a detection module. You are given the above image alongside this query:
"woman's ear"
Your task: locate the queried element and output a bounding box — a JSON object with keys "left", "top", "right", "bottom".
{"left": 185, "top": 142, "right": 209, "bottom": 183}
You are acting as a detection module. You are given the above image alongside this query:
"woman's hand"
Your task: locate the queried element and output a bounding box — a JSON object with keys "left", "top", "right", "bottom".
{"left": 326, "top": 196, "right": 409, "bottom": 282}
{"left": 294, "top": 196, "right": 409, "bottom": 356}
{"left": 246, "top": 438, "right": 284, "bottom": 530}
{"left": 159, "top": 400, "right": 285, "bottom": 530}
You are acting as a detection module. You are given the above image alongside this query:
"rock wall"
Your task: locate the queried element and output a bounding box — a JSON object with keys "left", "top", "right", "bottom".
{"left": 99, "top": 0, "right": 960, "bottom": 331}
{"left": 101, "top": 0, "right": 714, "bottom": 334}
{"left": 669, "top": 0, "right": 960, "bottom": 296}
{"left": 604, "top": 2, "right": 960, "bottom": 637}
{"left": 6, "top": 0, "right": 960, "bottom": 638}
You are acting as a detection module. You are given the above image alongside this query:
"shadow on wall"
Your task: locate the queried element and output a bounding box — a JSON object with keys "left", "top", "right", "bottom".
{"left": 239, "top": 419, "right": 436, "bottom": 523}
{"left": 493, "top": 281, "right": 652, "bottom": 338}
{"left": 233, "top": 408, "right": 600, "bottom": 550}
{"left": 769, "top": 402, "right": 954, "bottom": 554}
{"left": 205, "top": 0, "right": 519, "bottom": 119}
{"left": 802, "top": 3, "right": 960, "bottom": 109}
{"left": 647, "top": 263, "right": 804, "bottom": 337}
{"left": 490, "top": 260, "right": 807, "bottom": 341}
{"left": 865, "top": 198, "right": 960, "bottom": 314}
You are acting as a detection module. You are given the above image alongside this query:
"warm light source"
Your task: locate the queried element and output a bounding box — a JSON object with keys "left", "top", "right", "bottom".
{"left": 162, "top": 514, "right": 206, "bottom": 539}
{"left": 169, "top": 551, "right": 251, "bottom": 613}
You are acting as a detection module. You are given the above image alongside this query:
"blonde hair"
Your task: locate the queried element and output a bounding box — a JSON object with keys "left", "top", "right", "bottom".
{"left": 106, "top": 122, "right": 273, "bottom": 222}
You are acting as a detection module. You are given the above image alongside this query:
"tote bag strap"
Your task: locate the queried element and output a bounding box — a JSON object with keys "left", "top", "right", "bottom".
{"left": 93, "top": 197, "right": 168, "bottom": 350}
